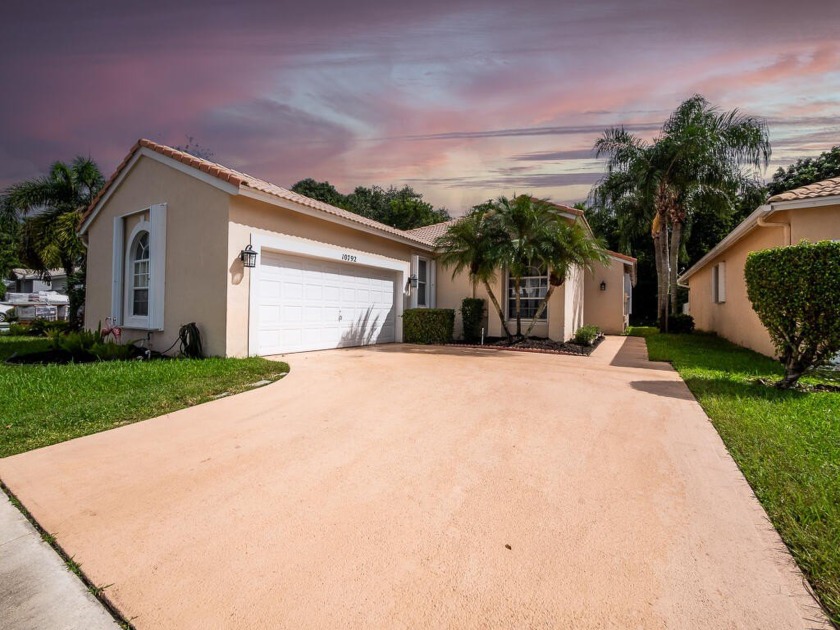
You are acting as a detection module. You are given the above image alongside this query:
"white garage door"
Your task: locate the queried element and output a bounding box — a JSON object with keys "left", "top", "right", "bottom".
{"left": 257, "top": 252, "right": 397, "bottom": 355}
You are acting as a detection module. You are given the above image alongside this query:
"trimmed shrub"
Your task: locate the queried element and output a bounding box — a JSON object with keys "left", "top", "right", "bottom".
{"left": 460, "top": 298, "right": 485, "bottom": 342}
{"left": 745, "top": 240, "right": 840, "bottom": 387}
{"left": 403, "top": 308, "right": 455, "bottom": 344}
{"left": 573, "top": 325, "right": 601, "bottom": 346}
{"left": 667, "top": 313, "right": 695, "bottom": 334}
{"left": 28, "top": 319, "right": 71, "bottom": 337}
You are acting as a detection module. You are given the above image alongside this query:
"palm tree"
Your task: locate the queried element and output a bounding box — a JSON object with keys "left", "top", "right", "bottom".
{"left": 491, "top": 195, "right": 607, "bottom": 339}
{"left": 434, "top": 204, "right": 513, "bottom": 338}
{"left": 522, "top": 217, "right": 608, "bottom": 337}
{"left": 1, "top": 156, "right": 104, "bottom": 327}
{"left": 591, "top": 95, "right": 769, "bottom": 328}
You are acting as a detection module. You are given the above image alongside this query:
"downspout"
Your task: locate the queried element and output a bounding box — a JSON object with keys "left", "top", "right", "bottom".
{"left": 756, "top": 206, "right": 791, "bottom": 245}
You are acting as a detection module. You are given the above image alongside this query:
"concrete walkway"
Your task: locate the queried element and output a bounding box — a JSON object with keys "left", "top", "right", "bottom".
{"left": 0, "top": 494, "right": 118, "bottom": 629}
{"left": 0, "top": 337, "right": 831, "bottom": 628}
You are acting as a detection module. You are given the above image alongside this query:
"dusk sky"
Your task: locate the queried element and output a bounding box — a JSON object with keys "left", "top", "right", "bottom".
{"left": 2, "top": 0, "right": 839, "bottom": 212}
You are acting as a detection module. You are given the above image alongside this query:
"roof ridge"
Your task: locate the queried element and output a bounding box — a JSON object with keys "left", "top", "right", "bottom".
{"left": 80, "top": 139, "right": 434, "bottom": 247}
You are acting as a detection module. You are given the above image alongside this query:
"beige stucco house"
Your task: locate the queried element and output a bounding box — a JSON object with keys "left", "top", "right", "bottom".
{"left": 79, "top": 139, "right": 635, "bottom": 357}
{"left": 680, "top": 176, "right": 840, "bottom": 357}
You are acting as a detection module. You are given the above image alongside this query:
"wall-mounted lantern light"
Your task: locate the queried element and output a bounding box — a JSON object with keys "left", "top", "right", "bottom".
{"left": 600, "top": 281, "right": 607, "bottom": 291}
{"left": 410, "top": 274, "right": 418, "bottom": 288}
{"left": 240, "top": 244, "right": 258, "bottom": 268}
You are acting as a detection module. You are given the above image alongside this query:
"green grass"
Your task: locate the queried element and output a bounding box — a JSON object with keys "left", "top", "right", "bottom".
{"left": 628, "top": 327, "right": 840, "bottom": 624}
{"left": 0, "top": 336, "right": 289, "bottom": 458}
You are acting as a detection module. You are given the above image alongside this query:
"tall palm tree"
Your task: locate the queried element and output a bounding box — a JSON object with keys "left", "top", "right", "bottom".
{"left": 591, "top": 95, "right": 769, "bottom": 328}
{"left": 1, "top": 156, "right": 104, "bottom": 327}
{"left": 434, "top": 205, "right": 513, "bottom": 338}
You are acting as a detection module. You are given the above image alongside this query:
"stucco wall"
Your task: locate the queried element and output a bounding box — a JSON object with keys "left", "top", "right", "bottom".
{"left": 688, "top": 226, "right": 781, "bottom": 356}
{"left": 688, "top": 204, "right": 840, "bottom": 357}
{"left": 84, "top": 156, "right": 230, "bottom": 356}
{"left": 226, "top": 196, "right": 423, "bottom": 357}
{"left": 789, "top": 203, "right": 840, "bottom": 242}
{"left": 584, "top": 259, "right": 628, "bottom": 334}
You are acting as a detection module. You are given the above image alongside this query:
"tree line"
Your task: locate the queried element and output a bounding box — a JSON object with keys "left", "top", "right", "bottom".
{"left": 290, "top": 179, "right": 451, "bottom": 231}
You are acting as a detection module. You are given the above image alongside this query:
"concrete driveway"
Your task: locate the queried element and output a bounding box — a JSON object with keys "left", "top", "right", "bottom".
{"left": 0, "top": 338, "right": 828, "bottom": 628}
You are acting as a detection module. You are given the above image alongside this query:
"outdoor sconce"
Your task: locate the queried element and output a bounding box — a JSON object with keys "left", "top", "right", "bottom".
{"left": 410, "top": 274, "right": 418, "bottom": 288}
{"left": 600, "top": 281, "right": 607, "bottom": 291}
{"left": 240, "top": 244, "right": 258, "bottom": 268}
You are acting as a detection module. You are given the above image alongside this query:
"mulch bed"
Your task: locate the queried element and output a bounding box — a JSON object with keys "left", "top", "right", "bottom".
{"left": 445, "top": 335, "right": 604, "bottom": 357}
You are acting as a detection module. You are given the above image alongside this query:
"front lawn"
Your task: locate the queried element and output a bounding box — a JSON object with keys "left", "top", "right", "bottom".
{"left": 629, "top": 328, "right": 840, "bottom": 624}
{"left": 0, "top": 337, "right": 290, "bottom": 458}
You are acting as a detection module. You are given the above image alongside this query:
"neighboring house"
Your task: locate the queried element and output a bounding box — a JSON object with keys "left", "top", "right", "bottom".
{"left": 680, "top": 176, "right": 840, "bottom": 357}
{"left": 79, "top": 139, "right": 635, "bottom": 357}
{"left": 11, "top": 269, "right": 68, "bottom": 294}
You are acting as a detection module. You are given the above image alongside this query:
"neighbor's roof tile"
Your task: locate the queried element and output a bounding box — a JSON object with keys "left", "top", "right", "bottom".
{"left": 404, "top": 219, "right": 460, "bottom": 245}
{"left": 768, "top": 176, "right": 840, "bottom": 202}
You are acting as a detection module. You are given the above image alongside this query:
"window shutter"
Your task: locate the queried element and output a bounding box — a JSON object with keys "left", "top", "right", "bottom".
{"left": 111, "top": 217, "right": 124, "bottom": 324}
{"left": 149, "top": 204, "right": 167, "bottom": 330}
{"left": 717, "top": 262, "right": 726, "bottom": 303}
{"left": 410, "top": 254, "right": 419, "bottom": 308}
{"left": 430, "top": 259, "right": 437, "bottom": 308}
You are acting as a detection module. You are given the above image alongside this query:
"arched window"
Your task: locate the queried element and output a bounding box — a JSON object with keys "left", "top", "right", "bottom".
{"left": 129, "top": 231, "right": 150, "bottom": 317}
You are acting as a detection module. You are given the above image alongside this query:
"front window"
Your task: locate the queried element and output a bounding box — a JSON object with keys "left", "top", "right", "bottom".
{"left": 507, "top": 266, "right": 548, "bottom": 320}
{"left": 130, "top": 232, "right": 150, "bottom": 317}
{"left": 417, "top": 258, "right": 428, "bottom": 307}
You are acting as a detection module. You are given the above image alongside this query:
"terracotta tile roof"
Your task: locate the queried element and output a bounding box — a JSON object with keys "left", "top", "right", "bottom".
{"left": 81, "top": 139, "right": 434, "bottom": 247}
{"left": 606, "top": 250, "right": 636, "bottom": 263}
{"left": 404, "top": 219, "right": 460, "bottom": 245}
{"left": 768, "top": 176, "right": 840, "bottom": 202}
{"left": 545, "top": 200, "right": 585, "bottom": 216}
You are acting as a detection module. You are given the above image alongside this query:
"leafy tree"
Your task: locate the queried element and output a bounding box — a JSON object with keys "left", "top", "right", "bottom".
{"left": 289, "top": 179, "right": 450, "bottom": 230}
{"left": 591, "top": 95, "right": 770, "bottom": 329}
{"left": 745, "top": 241, "right": 840, "bottom": 388}
{"left": 1, "top": 157, "right": 104, "bottom": 327}
{"left": 290, "top": 178, "right": 346, "bottom": 207}
{"left": 767, "top": 145, "right": 840, "bottom": 196}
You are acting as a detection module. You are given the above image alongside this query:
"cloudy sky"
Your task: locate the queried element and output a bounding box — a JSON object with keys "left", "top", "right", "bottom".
{"left": 2, "top": 0, "right": 839, "bottom": 212}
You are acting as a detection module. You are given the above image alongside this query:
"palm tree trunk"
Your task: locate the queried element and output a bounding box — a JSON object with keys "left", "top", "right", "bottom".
{"left": 482, "top": 279, "right": 511, "bottom": 339}
{"left": 669, "top": 220, "right": 682, "bottom": 316}
{"left": 514, "top": 277, "right": 522, "bottom": 337}
{"left": 524, "top": 284, "right": 557, "bottom": 338}
{"left": 653, "top": 220, "right": 668, "bottom": 332}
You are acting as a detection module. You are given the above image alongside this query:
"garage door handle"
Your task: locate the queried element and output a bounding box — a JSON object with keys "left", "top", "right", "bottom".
{"left": 338, "top": 310, "right": 343, "bottom": 321}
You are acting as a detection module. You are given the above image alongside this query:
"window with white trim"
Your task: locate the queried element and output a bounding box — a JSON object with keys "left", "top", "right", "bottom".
{"left": 129, "top": 231, "right": 150, "bottom": 317}
{"left": 113, "top": 203, "right": 166, "bottom": 329}
{"left": 507, "top": 266, "right": 548, "bottom": 320}
{"left": 713, "top": 262, "right": 726, "bottom": 303}
{"left": 417, "top": 258, "right": 428, "bottom": 307}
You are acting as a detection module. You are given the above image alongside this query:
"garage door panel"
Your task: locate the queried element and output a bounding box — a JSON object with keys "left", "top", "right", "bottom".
{"left": 257, "top": 252, "right": 397, "bottom": 355}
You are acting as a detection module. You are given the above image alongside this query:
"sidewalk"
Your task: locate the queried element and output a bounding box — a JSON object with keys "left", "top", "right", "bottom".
{"left": 0, "top": 493, "right": 118, "bottom": 630}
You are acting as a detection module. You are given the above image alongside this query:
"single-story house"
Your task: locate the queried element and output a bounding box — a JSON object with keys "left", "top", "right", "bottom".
{"left": 10, "top": 268, "right": 69, "bottom": 294}
{"left": 79, "top": 139, "right": 635, "bottom": 357}
{"left": 680, "top": 175, "right": 840, "bottom": 357}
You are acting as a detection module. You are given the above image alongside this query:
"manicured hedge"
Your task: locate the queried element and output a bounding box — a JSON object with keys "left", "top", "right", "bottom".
{"left": 745, "top": 240, "right": 840, "bottom": 386}
{"left": 667, "top": 313, "right": 695, "bottom": 334}
{"left": 460, "top": 298, "right": 485, "bottom": 342}
{"left": 403, "top": 308, "right": 455, "bottom": 344}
